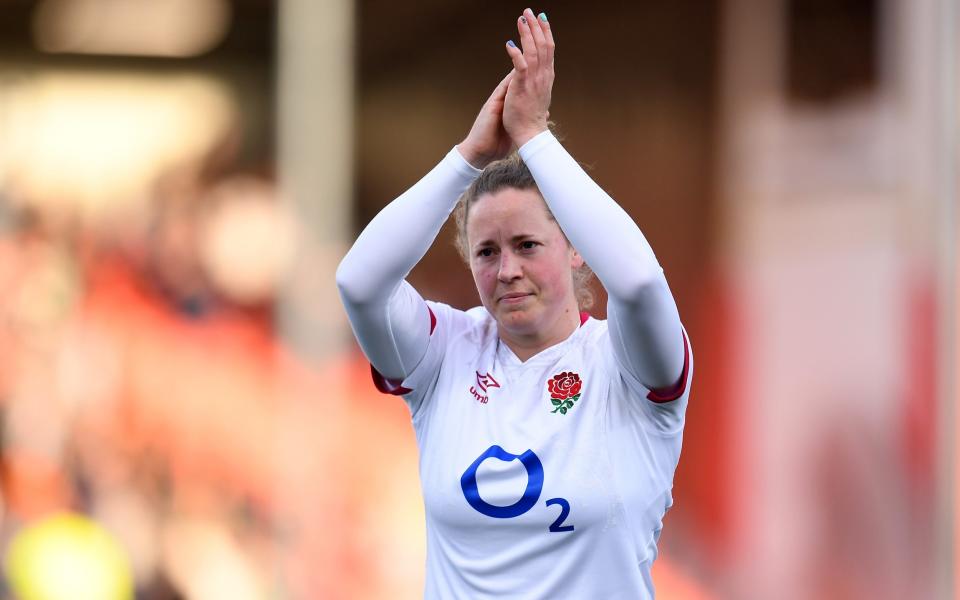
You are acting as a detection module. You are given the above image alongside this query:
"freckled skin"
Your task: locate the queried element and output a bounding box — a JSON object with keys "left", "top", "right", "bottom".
{"left": 466, "top": 187, "right": 584, "bottom": 360}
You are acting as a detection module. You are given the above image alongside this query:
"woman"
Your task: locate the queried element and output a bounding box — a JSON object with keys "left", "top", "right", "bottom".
{"left": 336, "top": 9, "right": 691, "bottom": 598}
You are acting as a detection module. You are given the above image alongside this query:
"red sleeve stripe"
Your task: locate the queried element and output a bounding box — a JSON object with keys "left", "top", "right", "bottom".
{"left": 371, "top": 365, "right": 412, "bottom": 396}
{"left": 369, "top": 304, "right": 437, "bottom": 396}
{"left": 646, "top": 330, "right": 690, "bottom": 403}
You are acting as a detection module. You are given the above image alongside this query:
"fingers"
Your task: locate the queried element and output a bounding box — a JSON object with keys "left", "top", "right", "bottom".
{"left": 516, "top": 13, "right": 538, "bottom": 69}
{"left": 495, "top": 70, "right": 514, "bottom": 92}
{"left": 488, "top": 70, "right": 514, "bottom": 101}
{"left": 522, "top": 8, "right": 547, "bottom": 59}
{"left": 537, "top": 12, "right": 555, "bottom": 68}
{"left": 505, "top": 40, "right": 528, "bottom": 76}
{"left": 507, "top": 9, "right": 554, "bottom": 80}
{"left": 512, "top": 9, "right": 553, "bottom": 74}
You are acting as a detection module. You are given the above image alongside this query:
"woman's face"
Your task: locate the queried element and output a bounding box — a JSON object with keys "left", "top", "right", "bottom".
{"left": 466, "top": 187, "right": 583, "bottom": 340}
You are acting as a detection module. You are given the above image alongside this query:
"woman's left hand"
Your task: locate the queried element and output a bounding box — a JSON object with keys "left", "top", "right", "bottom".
{"left": 503, "top": 8, "right": 554, "bottom": 147}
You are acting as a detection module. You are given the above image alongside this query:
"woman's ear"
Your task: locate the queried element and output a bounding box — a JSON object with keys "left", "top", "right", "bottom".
{"left": 570, "top": 247, "right": 584, "bottom": 269}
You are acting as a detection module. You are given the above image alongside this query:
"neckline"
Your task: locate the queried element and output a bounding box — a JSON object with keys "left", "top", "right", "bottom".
{"left": 495, "top": 314, "right": 592, "bottom": 367}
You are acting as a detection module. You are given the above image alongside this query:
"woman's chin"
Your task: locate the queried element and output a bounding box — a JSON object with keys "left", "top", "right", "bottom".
{"left": 495, "top": 307, "right": 540, "bottom": 334}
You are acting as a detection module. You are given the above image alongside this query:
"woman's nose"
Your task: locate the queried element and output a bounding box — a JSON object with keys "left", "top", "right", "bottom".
{"left": 497, "top": 252, "right": 522, "bottom": 282}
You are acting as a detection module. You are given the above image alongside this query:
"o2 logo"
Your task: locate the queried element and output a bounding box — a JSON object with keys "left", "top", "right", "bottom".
{"left": 459, "top": 445, "right": 574, "bottom": 533}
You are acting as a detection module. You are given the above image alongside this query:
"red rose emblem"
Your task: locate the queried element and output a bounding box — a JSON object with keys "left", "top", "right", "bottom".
{"left": 548, "top": 371, "right": 582, "bottom": 400}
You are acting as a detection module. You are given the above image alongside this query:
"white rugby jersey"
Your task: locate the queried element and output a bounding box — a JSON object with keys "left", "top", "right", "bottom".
{"left": 374, "top": 302, "right": 692, "bottom": 599}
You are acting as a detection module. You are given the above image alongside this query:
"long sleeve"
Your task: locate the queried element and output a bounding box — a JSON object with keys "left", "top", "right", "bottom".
{"left": 518, "top": 131, "right": 685, "bottom": 392}
{"left": 336, "top": 147, "right": 481, "bottom": 380}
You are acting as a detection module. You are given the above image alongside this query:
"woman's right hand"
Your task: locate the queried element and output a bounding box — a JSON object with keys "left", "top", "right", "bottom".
{"left": 457, "top": 70, "right": 515, "bottom": 169}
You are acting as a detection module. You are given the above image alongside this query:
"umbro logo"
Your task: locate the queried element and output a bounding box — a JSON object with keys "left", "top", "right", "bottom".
{"left": 470, "top": 371, "right": 500, "bottom": 404}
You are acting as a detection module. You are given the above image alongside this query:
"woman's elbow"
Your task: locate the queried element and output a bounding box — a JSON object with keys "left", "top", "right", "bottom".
{"left": 335, "top": 255, "right": 371, "bottom": 304}
{"left": 608, "top": 269, "right": 667, "bottom": 305}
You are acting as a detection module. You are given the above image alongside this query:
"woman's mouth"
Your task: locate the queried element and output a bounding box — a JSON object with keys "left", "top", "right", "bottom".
{"left": 499, "top": 293, "right": 531, "bottom": 304}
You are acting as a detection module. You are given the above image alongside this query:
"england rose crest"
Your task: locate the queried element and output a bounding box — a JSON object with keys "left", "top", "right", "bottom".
{"left": 548, "top": 371, "right": 582, "bottom": 414}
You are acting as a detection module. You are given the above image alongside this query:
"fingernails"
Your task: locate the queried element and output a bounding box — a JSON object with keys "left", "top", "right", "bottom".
{"left": 539, "top": 12, "right": 548, "bottom": 22}
{"left": 507, "top": 40, "right": 517, "bottom": 48}
{"left": 520, "top": 15, "right": 527, "bottom": 24}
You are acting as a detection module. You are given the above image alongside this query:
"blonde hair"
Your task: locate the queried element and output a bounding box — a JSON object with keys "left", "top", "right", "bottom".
{"left": 452, "top": 153, "right": 595, "bottom": 310}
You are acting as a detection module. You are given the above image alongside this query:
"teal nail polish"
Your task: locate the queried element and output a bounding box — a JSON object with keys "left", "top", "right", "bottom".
{"left": 507, "top": 40, "right": 516, "bottom": 48}
{"left": 539, "top": 12, "right": 548, "bottom": 22}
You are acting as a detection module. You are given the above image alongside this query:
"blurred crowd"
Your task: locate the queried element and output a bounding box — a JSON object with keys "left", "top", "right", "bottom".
{"left": 0, "top": 125, "right": 427, "bottom": 598}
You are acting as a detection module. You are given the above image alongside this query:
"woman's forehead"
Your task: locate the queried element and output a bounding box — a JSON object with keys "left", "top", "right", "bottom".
{"left": 468, "top": 188, "right": 553, "bottom": 231}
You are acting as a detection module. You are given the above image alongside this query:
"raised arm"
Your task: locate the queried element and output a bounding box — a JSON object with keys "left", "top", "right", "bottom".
{"left": 336, "top": 71, "right": 515, "bottom": 381}
{"left": 503, "top": 9, "right": 685, "bottom": 391}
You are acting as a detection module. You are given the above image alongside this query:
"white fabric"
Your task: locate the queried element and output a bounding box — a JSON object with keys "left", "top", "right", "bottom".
{"left": 336, "top": 147, "right": 480, "bottom": 380}
{"left": 336, "top": 134, "right": 691, "bottom": 598}
{"left": 518, "top": 131, "right": 683, "bottom": 390}
{"left": 400, "top": 303, "right": 691, "bottom": 599}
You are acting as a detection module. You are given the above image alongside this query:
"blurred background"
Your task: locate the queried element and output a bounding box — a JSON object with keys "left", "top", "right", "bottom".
{"left": 0, "top": 0, "right": 955, "bottom": 598}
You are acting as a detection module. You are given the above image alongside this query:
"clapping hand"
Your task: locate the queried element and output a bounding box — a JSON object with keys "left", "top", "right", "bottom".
{"left": 457, "top": 70, "right": 516, "bottom": 170}
{"left": 457, "top": 8, "right": 554, "bottom": 168}
{"left": 503, "top": 8, "right": 554, "bottom": 147}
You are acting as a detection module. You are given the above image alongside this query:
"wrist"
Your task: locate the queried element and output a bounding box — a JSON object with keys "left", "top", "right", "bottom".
{"left": 511, "top": 124, "right": 549, "bottom": 148}
{"left": 456, "top": 141, "right": 490, "bottom": 170}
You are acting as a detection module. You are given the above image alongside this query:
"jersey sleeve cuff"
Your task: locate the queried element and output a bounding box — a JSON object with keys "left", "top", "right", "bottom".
{"left": 449, "top": 146, "right": 485, "bottom": 178}
{"left": 518, "top": 130, "right": 558, "bottom": 162}
{"left": 369, "top": 305, "right": 437, "bottom": 397}
{"left": 371, "top": 366, "right": 413, "bottom": 396}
